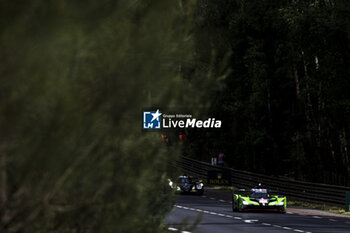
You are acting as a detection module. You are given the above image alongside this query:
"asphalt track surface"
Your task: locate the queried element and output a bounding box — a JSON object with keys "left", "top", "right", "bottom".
{"left": 165, "top": 194, "right": 350, "bottom": 233}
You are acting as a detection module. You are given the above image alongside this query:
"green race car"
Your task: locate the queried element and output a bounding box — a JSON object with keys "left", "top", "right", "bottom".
{"left": 232, "top": 187, "right": 286, "bottom": 213}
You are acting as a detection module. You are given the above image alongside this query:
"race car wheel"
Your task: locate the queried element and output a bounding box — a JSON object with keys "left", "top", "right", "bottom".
{"left": 237, "top": 203, "right": 242, "bottom": 212}
{"left": 197, "top": 189, "right": 204, "bottom": 196}
{"left": 232, "top": 198, "right": 238, "bottom": 212}
{"left": 232, "top": 203, "right": 237, "bottom": 212}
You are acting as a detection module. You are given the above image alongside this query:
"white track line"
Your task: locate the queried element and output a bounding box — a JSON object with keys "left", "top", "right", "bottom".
{"left": 174, "top": 204, "right": 313, "bottom": 233}
{"left": 273, "top": 225, "right": 282, "bottom": 228}
{"left": 168, "top": 227, "right": 192, "bottom": 233}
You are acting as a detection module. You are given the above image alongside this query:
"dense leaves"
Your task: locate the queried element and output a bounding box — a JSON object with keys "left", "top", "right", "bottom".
{"left": 0, "top": 0, "right": 194, "bottom": 232}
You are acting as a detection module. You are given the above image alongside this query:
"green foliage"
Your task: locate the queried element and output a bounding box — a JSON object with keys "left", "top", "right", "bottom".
{"left": 0, "top": 0, "right": 195, "bottom": 232}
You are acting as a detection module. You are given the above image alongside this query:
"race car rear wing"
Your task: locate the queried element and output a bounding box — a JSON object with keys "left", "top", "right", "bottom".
{"left": 233, "top": 188, "right": 284, "bottom": 197}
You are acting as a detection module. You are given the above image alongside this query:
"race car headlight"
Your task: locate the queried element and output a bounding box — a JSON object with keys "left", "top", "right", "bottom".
{"left": 242, "top": 200, "right": 249, "bottom": 205}
{"left": 177, "top": 186, "right": 181, "bottom": 191}
{"left": 169, "top": 181, "right": 173, "bottom": 187}
{"left": 277, "top": 201, "right": 285, "bottom": 206}
{"left": 196, "top": 183, "right": 203, "bottom": 189}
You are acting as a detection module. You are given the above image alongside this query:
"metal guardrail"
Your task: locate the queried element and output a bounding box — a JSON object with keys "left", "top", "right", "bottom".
{"left": 172, "top": 156, "right": 350, "bottom": 207}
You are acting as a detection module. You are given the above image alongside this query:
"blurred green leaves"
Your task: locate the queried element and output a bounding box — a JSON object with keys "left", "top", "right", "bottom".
{"left": 0, "top": 0, "right": 195, "bottom": 232}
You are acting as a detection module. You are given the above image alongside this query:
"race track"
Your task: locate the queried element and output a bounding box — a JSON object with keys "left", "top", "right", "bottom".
{"left": 165, "top": 194, "right": 350, "bottom": 233}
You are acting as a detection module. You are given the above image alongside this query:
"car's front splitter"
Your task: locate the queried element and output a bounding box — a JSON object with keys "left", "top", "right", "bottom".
{"left": 241, "top": 205, "right": 286, "bottom": 212}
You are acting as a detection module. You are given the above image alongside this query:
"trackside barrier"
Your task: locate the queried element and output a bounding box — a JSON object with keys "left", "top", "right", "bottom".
{"left": 171, "top": 156, "right": 350, "bottom": 207}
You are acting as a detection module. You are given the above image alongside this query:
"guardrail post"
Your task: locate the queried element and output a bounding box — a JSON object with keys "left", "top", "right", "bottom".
{"left": 346, "top": 192, "right": 350, "bottom": 212}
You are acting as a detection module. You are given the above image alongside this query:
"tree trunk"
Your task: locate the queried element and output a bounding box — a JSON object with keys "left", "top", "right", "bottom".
{"left": 292, "top": 66, "right": 300, "bottom": 98}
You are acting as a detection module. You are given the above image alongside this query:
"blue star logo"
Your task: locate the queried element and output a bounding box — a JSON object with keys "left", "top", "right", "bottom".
{"left": 143, "top": 109, "right": 162, "bottom": 129}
